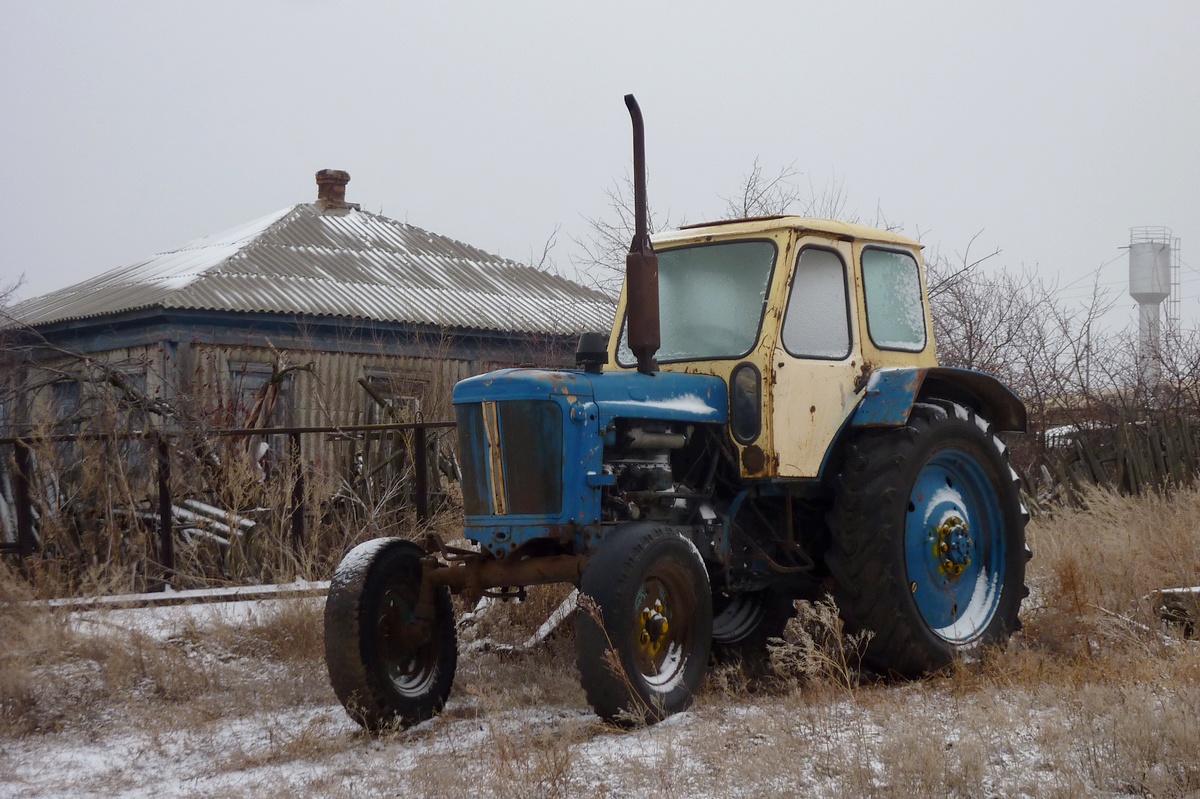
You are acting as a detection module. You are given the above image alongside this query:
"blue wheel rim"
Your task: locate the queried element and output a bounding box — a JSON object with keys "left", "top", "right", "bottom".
{"left": 905, "top": 448, "right": 1005, "bottom": 643}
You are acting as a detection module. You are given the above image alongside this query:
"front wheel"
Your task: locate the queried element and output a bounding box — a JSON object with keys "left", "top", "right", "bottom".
{"left": 325, "top": 538, "right": 457, "bottom": 730}
{"left": 575, "top": 523, "right": 713, "bottom": 723}
{"left": 826, "top": 402, "right": 1029, "bottom": 676}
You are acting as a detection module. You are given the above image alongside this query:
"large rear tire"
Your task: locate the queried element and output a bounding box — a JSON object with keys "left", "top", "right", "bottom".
{"left": 325, "top": 538, "right": 457, "bottom": 730}
{"left": 826, "top": 402, "right": 1029, "bottom": 676}
{"left": 575, "top": 523, "right": 713, "bottom": 723}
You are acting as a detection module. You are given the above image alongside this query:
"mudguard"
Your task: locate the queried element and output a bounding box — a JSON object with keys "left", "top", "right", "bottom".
{"left": 850, "top": 367, "right": 1026, "bottom": 432}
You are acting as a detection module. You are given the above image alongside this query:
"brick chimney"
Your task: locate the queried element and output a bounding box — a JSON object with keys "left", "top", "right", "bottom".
{"left": 315, "top": 169, "right": 351, "bottom": 208}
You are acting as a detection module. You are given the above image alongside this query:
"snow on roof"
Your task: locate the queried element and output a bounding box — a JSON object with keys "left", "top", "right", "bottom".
{"left": 10, "top": 203, "right": 614, "bottom": 337}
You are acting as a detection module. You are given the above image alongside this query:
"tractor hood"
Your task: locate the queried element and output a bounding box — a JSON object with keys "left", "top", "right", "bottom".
{"left": 453, "top": 368, "right": 728, "bottom": 426}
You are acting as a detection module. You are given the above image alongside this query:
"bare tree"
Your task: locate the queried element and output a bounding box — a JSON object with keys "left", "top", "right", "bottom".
{"left": 573, "top": 173, "right": 672, "bottom": 296}
{"left": 573, "top": 160, "right": 875, "bottom": 296}
{"left": 925, "top": 234, "right": 1022, "bottom": 377}
{"left": 525, "top": 223, "right": 562, "bottom": 273}
{"left": 719, "top": 158, "right": 803, "bottom": 218}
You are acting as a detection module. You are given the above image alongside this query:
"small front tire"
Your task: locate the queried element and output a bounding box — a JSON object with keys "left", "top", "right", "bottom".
{"left": 325, "top": 538, "right": 457, "bottom": 730}
{"left": 575, "top": 523, "right": 713, "bottom": 723}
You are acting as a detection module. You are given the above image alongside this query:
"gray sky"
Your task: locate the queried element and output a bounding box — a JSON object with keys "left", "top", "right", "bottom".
{"left": 3, "top": 1, "right": 1198, "bottom": 332}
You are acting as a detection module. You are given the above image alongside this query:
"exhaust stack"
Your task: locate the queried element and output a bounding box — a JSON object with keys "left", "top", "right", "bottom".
{"left": 624, "top": 94, "right": 660, "bottom": 375}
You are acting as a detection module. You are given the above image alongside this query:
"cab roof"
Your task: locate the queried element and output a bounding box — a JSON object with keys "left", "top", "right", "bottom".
{"left": 652, "top": 215, "right": 922, "bottom": 249}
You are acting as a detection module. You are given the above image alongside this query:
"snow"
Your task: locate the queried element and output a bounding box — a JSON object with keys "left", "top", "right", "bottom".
{"left": 173, "top": 206, "right": 295, "bottom": 254}
{"left": 933, "top": 567, "right": 1000, "bottom": 643}
{"left": 329, "top": 536, "right": 399, "bottom": 592}
{"left": 5, "top": 584, "right": 1198, "bottom": 798}
{"left": 637, "top": 394, "right": 721, "bottom": 417}
{"left": 69, "top": 596, "right": 295, "bottom": 642}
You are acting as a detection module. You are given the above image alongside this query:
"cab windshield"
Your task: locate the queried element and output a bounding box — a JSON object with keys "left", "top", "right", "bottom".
{"left": 616, "top": 239, "right": 777, "bottom": 365}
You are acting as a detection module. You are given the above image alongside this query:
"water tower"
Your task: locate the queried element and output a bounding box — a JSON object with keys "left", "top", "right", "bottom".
{"left": 1128, "top": 227, "right": 1177, "bottom": 383}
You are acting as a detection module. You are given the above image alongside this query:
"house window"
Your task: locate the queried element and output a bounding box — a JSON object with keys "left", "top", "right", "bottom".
{"left": 108, "top": 365, "right": 149, "bottom": 433}
{"left": 228, "top": 363, "right": 295, "bottom": 475}
{"left": 361, "top": 373, "right": 426, "bottom": 423}
{"left": 51, "top": 380, "right": 81, "bottom": 428}
{"left": 228, "top": 363, "right": 294, "bottom": 429}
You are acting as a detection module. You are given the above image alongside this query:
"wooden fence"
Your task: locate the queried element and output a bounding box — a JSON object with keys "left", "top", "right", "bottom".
{"left": 1024, "top": 413, "right": 1200, "bottom": 512}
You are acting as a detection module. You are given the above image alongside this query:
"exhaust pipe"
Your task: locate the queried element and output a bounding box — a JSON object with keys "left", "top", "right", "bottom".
{"left": 624, "top": 94, "right": 660, "bottom": 375}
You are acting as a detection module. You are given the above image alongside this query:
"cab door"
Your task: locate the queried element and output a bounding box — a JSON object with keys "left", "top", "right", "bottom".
{"left": 770, "top": 235, "right": 864, "bottom": 478}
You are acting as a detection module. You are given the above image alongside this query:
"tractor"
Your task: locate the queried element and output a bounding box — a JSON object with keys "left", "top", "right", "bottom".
{"left": 324, "top": 95, "right": 1029, "bottom": 728}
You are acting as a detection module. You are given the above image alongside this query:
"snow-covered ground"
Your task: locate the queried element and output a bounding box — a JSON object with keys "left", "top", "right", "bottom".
{"left": 2, "top": 592, "right": 1198, "bottom": 799}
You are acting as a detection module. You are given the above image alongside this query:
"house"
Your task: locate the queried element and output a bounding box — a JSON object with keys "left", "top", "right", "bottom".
{"left": 3, "top": 170, "right": 614, "bottom": 481}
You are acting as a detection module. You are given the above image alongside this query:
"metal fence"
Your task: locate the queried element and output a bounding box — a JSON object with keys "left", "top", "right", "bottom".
{"left": 0, "top": 420, "right": 456, "bottom": 579}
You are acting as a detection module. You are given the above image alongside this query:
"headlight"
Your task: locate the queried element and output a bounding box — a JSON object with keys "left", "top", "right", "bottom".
{"left": 730, "top": 362, "right": 761, "bottom": 445}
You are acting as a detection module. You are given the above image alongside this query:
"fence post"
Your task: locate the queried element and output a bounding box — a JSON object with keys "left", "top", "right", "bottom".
{"left": 290, "top": 432, "right": 305, "bottom": 547}
{"left": 414, "top": 425, "right": 429, "bottom": 524}
{"left": 13, "top": 440, "right": 36, "bottom": 558}
{"left": 157, "top": 434, "right": 175, "bottom": 584}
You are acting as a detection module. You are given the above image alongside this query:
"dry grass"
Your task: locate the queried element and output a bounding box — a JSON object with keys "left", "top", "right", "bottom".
{"left": 2, "top": 487, "right": 1199, "bottom": 797}
{"left": 6, "top": 384, "right": 470, "bottom": 598}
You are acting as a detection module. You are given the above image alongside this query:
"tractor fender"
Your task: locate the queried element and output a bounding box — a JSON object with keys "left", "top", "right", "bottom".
{"left": 848, "top": 367, "right": 1026, "bottom": 432}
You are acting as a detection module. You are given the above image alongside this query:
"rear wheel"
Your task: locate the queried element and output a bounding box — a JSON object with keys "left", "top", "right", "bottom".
{"left": 575, "top": 523, "right": 713, "bottom": 723}
{"left": 711, "top": 587, "right": 795, "bottom": 667}
{"left": 826, "top": 402, "right": 1029, "bottom": 676}
{"left": 325, "top": 538, "right": 457, "bottom": 730}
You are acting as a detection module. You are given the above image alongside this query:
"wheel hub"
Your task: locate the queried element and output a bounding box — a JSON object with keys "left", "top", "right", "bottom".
{"left": 639, "top": 600, "right": 670, "bottom": 657}
{"left": 378, "top": 588, "right": 438, "bottom": 693}
{"left": 935, "top": 516, "right": 972, "bottom": 577}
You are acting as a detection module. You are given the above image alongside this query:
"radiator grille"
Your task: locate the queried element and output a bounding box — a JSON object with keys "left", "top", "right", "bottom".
{"left": 455, "top": 400, "right": 563, "bottom": 516}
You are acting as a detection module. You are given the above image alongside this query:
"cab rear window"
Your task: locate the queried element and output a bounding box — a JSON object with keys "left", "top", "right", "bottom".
{"left": 861, "top": 248, "right": 926, "bottom": 351}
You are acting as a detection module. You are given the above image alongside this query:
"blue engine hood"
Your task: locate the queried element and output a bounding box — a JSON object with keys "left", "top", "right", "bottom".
{"left": 454, "top": 368, "right": 728, "bottom": 426}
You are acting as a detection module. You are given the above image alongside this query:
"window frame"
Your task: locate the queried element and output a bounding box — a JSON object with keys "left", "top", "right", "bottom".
{"left": 614, "top": 237, "right": 780, "bottom": 367}
{"left": 362, "top": 371, "right": 427, "bottom": 423}
{"left": 859, "top": 245, "right": 929, "bottom": 353}
{"left": 227, "top": 361, "right": 295, "bottom": 428}
{"left": 779, "top": 245, "right": 854, "bottom": 361}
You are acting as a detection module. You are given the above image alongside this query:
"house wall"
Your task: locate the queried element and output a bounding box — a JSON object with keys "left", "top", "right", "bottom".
{"left": 6, "top": 310, "right": 583, "bottom": 504}
{"left": 9, "top": 343, "right": 167, "bottom": 430}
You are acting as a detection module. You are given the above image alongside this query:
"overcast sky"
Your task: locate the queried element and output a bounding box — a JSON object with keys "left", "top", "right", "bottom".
{"left": 2, "top": 1, "right": 1198, "bottom": 332}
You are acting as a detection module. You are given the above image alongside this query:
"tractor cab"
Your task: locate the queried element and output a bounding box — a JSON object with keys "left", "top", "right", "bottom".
{"left": 607, "top": 217, "right": 941, "bottom": 480}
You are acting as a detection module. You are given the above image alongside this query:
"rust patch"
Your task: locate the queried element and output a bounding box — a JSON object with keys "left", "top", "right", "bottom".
{"left": 853, "top": 362, "right": 874, "bottom": 393}
{"left": 742, "top": 444, "right": 767, "bottom": 474}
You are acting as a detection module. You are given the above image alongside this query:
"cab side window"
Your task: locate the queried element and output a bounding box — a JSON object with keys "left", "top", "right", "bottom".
{"left": 861, "top": 248, "right": 926, "bottom": 351}
{"left": 781, "top": 247, "right": 852, "bottom": 359}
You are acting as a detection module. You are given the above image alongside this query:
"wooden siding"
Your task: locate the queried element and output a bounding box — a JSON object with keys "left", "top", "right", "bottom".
{"left": 181, "top": 340, "right": 569, "bottom": 493}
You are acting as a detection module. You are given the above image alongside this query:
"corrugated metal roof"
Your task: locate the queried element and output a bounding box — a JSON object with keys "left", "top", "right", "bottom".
{"left": 11, "top": 203, "right": 615, "bottom": 336}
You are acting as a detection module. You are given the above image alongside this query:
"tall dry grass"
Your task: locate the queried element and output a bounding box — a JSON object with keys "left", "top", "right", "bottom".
{"left": 4, "top": 426, "right": 465, "bottom": 599}
{"left": 2, "top": 346, "right": 473, "bottom": 599}
{"left": 2, "top": 487, "right": 1198, "bottom": 798}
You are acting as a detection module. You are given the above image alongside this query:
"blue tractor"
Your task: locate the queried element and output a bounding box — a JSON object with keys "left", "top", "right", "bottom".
{"left": 324, "top": 96, "right": 1030, "bottom": 728}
